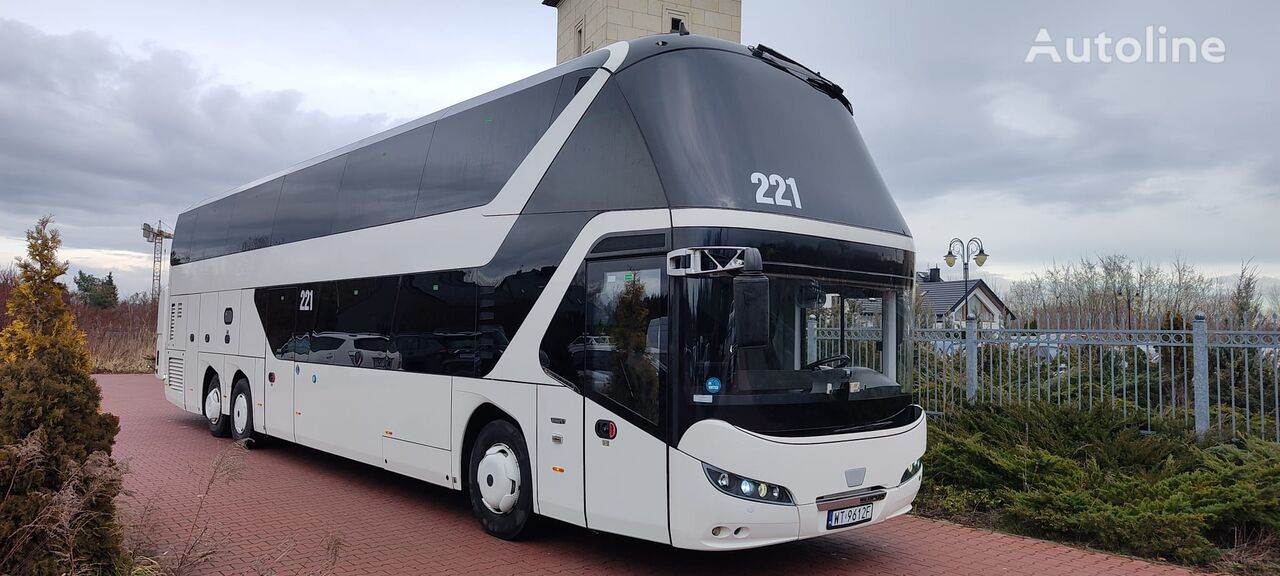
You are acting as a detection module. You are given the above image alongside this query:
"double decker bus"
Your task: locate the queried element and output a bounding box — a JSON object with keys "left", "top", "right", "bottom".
{"left": 157, "top": 33, "right": 923, "bottom": 550}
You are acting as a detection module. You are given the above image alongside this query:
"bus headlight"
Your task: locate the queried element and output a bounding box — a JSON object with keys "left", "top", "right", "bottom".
{"left": 900, "top": 459, "right": 922, "bottom": 484}
{"left": 703, "top": 463, "right": 793, "bottom": 505}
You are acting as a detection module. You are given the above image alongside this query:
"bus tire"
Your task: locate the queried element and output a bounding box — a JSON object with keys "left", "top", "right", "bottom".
{"left": 229, "top": 378, "right": 258, "bottom": 446}
{"left": 468, "top": 419, "right": 534, "bottom": 540}
{"left": 204, "top": 373, "right": 230, "bottom": 438}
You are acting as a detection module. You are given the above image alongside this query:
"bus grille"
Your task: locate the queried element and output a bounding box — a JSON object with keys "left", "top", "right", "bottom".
{"left": 167, "top": 356, "right": 184, "bottom": 391}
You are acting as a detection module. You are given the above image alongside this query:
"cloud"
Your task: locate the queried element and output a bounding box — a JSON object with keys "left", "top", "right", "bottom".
{"left": 743, "top": 0, "right": 1280, "bottom": 278}
{"left": 0, "top": 18, "right": 397, "bottom": 293}
{"left": 983, "top": 83, "right": 1079, "bottom": 140}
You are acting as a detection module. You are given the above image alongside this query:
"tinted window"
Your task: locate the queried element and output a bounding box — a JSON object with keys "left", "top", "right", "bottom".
{"left": 473, "top": 211, "right": 595, "bottom": 374}
{"left": 334, "top": 126, "right": 433, "bottom": 233}
{"left": 257, "top": 288, "right": 297, "bottom": 359}
{"left": 394, "top": 271, "right": 478, "bottom": 375}
{"left": 417, "top": 79, "right": 559, "bottom": 217}
{"left": 523, "top": 81, "right": 666, "bottom": 213}
{"left": 310, "top": 278, "right": 398, "bottom": 367}
{"left": 188, "top": 196, "right": 233, "bottom": 261}
{"left": 584, "top": 257, "right": 667, "bottom": 425}
{"left": 171, "top": 209, "right": 197, "bottom": 265}
{"left": 272, "top": 155, "right": 347, "bottom": 245}
{"left": 616, "top": 49, "right": 910, "bottom": 235}
{"left": 227, "top": 178, "right": 283, "bottom": 253}
{"left": 339, "top": 277, "right": 397, "bottom": 335}
{"left": 541, "top": 263, "right": 586, "bottom": 386}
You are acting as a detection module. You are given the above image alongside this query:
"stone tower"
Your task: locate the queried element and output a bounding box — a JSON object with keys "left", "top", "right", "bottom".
{"left": 543, "top": 0, "right": 741, "bottom": 64}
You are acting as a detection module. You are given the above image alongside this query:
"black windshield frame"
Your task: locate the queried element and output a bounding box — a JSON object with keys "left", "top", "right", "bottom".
{"left": 669, "top": 228, "right": 916, "bottom": 442}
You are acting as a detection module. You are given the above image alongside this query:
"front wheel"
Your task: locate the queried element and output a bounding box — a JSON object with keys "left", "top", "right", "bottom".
{"left": 229, "top": 379, "right": 259, "bottom": 445}
{"left": 467, "top": 420, "right": 534, "bottom": 540}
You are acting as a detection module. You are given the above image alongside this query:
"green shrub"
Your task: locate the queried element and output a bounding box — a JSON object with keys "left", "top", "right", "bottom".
{"left": 919, "top": 401, "right": 1280, "bottom": 571}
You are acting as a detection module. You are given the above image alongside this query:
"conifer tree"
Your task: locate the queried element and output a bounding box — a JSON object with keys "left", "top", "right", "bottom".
{"left": 0, "top": 216, "right": 123, "bottom": 574}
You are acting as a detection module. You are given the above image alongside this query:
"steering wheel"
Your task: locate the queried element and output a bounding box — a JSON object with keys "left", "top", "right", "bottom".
{"left": 804, "top": 354, "right": 851, "bottom": 370}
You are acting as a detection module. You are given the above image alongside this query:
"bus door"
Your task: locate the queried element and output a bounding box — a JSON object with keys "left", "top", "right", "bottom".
{"left": 581, "top": 256, "right": 670, "bottom": 544}
{"left": 261, "top": 287, "right": 307, "bottom": 442}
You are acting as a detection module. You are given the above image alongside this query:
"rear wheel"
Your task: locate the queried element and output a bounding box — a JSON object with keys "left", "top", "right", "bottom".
{"left": 468, "top": 420, "right": 534, "bottom": 540}
{"left": 229, "top": 379, "right": 258, "bottom": 445}
{"left": 204, "top": 374, "right": 230, "bottom": 438}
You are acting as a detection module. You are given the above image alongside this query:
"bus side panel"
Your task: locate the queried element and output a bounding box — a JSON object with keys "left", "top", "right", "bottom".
{"left": 294, "top": 362, "right": 384, "bottom": 467}
{"left": 237, "top": 289, "right": 265, "bottom": 358}
{"left": 536, "top": 384, "right": 585, "bottom": 527}
{"left": 382, "top": 437, "right": 451, "bottom": 489}
{"left": 293, "top": 365, "right": 453, "bottom": 470}
{"left": 217, "top": 290, "right": 240, "bottom": 353}
{"left": 162, "top": 293, "right": 190, "bottom": 410}
{"left": 220, "top": 355, "right": 265, "bottom": 433}
{"left": 451, "top": 379, "right": 539, "bottom": 501}
{"left": 194, "top": 352, "right": 224, "bottom": 416}
{"left": 583, "top": 398, "right": 669, "bottom": 544}
{"left": 378, "top": 372, "right": 452, "bottom": 451}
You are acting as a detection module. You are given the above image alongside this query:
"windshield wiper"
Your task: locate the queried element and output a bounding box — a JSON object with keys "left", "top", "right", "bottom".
{"left": 830, "top": 406, "right": 911, "bottom": 435}
{"left": 749, "top": 43, "right": 852, "bottom": 114}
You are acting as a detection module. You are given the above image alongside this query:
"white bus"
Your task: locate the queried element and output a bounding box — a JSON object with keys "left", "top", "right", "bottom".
{"left": 157, "top": 34, "right": 924, "bottom": 550}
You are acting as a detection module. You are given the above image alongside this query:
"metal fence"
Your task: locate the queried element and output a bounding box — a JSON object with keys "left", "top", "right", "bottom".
{"left": 816, "top": 313, "right": 1280, "bottom": 441}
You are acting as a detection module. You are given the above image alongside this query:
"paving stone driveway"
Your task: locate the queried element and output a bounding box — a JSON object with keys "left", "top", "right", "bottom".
{"left": 100, "top": 374, "right": 1196, "bottom": 575}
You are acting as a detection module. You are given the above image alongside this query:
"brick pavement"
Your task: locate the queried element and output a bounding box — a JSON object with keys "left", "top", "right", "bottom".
{"left": 100, "top": 374, "right": 1199, "bottom": 575}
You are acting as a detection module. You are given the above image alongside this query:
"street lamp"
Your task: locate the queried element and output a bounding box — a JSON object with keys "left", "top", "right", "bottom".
{"left": 1116, "top": 286, "right": 1140, "bottom": 330}
{"left": 944, "top": 237, "right": 988, "bottom": 322}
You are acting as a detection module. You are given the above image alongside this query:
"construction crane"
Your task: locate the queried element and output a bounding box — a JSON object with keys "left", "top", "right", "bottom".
{"left": 141, "top": 221, "right": 173, "bottom": 301}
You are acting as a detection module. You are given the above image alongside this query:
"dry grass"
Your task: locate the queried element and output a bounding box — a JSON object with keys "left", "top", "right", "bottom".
{"left": 0, "top": 266, "right": 157, "bottom": 374}
{"left": 1, "top": 429, "right": 126, "bottom": 575}
{"left": 74, "top": 297, "right": 158, "bottom": 374}
{"left": 1214, "top": 528, "right": 1280, "bottom": 576}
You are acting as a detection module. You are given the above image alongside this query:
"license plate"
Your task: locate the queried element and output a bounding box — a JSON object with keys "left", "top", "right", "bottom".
{"left": 826, "top": 503, "right": 874, "bottom": 529}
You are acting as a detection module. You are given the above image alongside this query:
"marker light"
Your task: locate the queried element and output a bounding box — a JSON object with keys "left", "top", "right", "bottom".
{"left": 703, "top": 463, "right": 794, "bottom": 505}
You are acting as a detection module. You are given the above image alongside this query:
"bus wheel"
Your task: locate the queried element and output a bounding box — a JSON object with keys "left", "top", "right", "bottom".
{"left": 468, "top": 420, "right": 534, "bottom": 540}
{"left": 229, "top": 378, "right": 258, "bottom": 445}
{"left": 204, "top": 374, "right": 230, "bottom": 438}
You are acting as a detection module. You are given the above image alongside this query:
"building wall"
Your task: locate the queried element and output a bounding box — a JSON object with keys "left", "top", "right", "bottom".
{"left": 551, "top": 0, "right": 741, "bottom": 64}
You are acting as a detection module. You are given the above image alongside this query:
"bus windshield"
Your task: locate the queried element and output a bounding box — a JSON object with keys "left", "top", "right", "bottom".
{"left": 676, "top": 273, "right": 915, "bottom": 437}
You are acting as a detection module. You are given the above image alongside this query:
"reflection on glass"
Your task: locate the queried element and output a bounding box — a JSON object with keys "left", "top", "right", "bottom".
{"left": 678, "top": 273, "right": 913, "bottom": 436}
{"left": 585, "top": 263, "right": 666, "bottom": 424}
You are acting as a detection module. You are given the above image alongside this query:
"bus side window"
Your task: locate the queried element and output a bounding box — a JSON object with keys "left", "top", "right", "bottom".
{"left": 584, "top": 257, "right": 667, "bottom": 425}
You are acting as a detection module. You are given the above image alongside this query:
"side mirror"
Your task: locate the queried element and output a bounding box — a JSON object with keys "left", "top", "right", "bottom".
{"left": 732, "top": 248, "right": 769, "bottom": 349}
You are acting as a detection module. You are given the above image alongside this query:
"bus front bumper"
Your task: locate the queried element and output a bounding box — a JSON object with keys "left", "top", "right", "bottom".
{"left": 668, "top": 411, "right": 925, "bottom": 551}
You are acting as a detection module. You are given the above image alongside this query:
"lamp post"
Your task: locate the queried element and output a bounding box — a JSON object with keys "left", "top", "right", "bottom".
{"left": 944, "top": 237, "right": 988, "bottom": 324}
{"left": 1116, "top": 286, "right": 1140, "bottom": 330}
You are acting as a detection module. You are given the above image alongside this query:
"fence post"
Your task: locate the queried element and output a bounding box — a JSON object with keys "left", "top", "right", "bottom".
{"left": 966, "top": 314, "right": 978, "bottom": 404}
{"left": 1192, "top": 312, "right": 1209, "bottom": 437}
{"left": 806, "top": 314, "right": 818, "bottom": 365}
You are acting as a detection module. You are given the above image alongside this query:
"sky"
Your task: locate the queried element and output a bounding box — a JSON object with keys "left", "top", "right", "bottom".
{"left": 0, "top": 0, "right": 1277, "bottom": 296}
